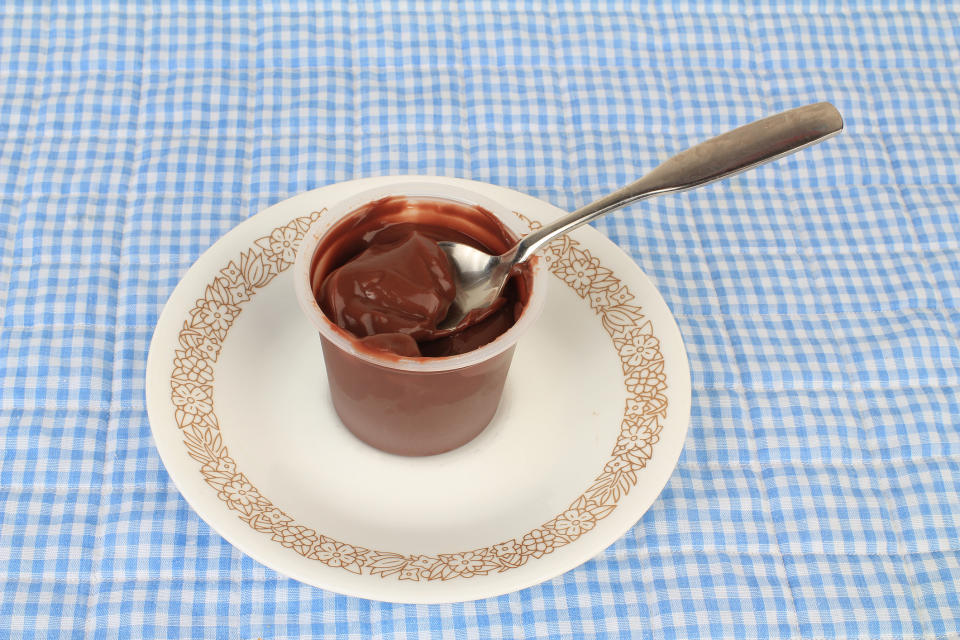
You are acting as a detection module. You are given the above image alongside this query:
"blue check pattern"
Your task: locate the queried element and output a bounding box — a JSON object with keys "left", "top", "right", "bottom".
{"left": 1, "top": 2, "right": 959, "bottom": 638}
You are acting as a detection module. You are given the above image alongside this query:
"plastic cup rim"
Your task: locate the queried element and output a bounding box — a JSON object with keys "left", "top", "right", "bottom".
{"left": 292, "top": 179, "right": 549, "bottom": 373}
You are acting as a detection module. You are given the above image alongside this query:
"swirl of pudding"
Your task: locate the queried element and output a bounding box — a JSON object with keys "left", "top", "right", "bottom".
{"left": 311, "top": 196, "right": 531, "bottom": 358}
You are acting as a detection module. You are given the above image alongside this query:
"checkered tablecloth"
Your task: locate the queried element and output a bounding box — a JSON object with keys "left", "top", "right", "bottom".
{"left": 1, "top": 1, "right": 959, "bottom": 637}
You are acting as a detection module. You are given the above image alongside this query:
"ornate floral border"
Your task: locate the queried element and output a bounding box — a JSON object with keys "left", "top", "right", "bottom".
{"left": 170, "top": 209, "right": 668, "bottom": 581}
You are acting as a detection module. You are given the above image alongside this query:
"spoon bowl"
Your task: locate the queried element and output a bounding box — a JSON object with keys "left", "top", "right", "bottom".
{"left": 438, "top": 102, "right": 844, "bottom": 329}
{"left": 437, "top": 241, "right": 520, "bottom": 330}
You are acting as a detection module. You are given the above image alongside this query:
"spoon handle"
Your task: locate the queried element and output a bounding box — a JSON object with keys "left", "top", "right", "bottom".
{"left": 512, "top": 101, "right": 844, "bottom": 263}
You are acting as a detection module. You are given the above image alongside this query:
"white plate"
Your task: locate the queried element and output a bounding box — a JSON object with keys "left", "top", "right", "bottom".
{"left": 145, "top": 176, "right": 691, "bottom": 603}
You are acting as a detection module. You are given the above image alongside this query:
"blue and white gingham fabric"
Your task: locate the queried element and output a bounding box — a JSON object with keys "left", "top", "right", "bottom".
{"left": 1, "top": 2, "right": 959, "bottom": 638}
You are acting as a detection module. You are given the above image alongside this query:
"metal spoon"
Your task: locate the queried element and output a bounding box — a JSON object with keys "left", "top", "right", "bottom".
{"left": 438, "top": 101, "right": 843, "bottom": 329}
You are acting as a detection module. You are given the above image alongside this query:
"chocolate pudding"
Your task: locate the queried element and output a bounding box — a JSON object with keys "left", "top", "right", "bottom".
{"left": 299, "top": 193, "right": 541, "bottom": 456}
{"left": 309, "top": 196, "right": 532, "bottom": 358}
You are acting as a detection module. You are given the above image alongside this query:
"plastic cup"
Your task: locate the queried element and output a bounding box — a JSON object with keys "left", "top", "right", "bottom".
{"left": 293, "top": 180, "right": 548, "bottom": 456}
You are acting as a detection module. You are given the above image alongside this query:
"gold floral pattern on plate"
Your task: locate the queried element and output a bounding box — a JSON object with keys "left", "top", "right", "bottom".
{"left": 170, "top": 209, "right": 668, "bottom": 582}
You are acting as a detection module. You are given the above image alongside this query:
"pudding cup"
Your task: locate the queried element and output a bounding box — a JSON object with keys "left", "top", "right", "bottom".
{"left": 293, "top": 180, "right": 548, "bottom": 456}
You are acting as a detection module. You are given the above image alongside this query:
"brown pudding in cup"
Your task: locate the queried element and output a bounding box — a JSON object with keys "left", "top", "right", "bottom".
{"left": 293, "top": 182, "right": 547, "bottom": 456}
